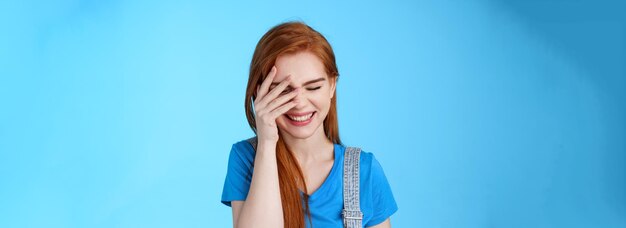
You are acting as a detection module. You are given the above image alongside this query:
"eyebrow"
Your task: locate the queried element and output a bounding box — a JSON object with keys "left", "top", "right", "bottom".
{"left": 271, "top": 77, "right": 326, "bottom": 87}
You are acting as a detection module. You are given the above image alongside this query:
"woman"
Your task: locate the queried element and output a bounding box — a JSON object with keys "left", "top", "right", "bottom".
{"left": 221, "top": 21, "right": 398, "bottom": 228}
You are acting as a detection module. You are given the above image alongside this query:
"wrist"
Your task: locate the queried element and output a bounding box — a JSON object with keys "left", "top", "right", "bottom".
{"left": 256, "top": 140, "right": 277, "bottom": 154}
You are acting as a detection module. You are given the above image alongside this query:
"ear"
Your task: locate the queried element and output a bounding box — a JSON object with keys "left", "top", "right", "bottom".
{"left": 329, "top": 76, "right": 337, "bottom": 99}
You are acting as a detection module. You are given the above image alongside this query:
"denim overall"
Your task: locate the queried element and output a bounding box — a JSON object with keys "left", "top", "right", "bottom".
{"left": 247, "top": 137, "right": 363, "bottom": 228}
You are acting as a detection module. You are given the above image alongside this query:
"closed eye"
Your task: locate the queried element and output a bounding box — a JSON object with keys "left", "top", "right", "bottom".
{"left": 273, "top": 86, "right": 320, "bottom": 95}
{"left": 269, "top": 85, "right": 291, "bottom": 94}
{"left": 279, "top": 87, "right": 293, "bottom": 95}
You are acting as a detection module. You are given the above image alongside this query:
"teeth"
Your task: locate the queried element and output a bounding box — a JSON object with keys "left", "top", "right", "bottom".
{"left": 287, "top": 113, "right": 313, "bottom": 122}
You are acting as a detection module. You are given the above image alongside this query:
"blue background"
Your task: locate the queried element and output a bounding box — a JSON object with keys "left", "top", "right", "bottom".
{"left": 1, "top": 0, "right": 625, "bottom": 227}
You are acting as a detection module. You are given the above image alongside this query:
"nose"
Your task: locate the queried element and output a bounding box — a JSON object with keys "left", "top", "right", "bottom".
{"left": 292, "top": 88, "right": 306, "bottom": 109}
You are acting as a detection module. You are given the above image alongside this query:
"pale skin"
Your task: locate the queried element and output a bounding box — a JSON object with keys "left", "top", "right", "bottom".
{"left": 231, "top": 51, "right": 391, "bottom": 228}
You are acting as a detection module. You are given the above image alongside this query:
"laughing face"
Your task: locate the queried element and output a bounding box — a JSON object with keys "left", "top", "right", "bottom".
{"left": 270, "top": 51, "right": 336, "bottom": 140}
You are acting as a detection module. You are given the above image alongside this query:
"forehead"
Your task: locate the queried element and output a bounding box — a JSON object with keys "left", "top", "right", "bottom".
{"left": 273, "top": 51, "right": 327, "bottom": 83}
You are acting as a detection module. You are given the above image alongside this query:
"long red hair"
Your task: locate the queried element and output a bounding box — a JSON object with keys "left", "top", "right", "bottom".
{"left": 244, "top": 21, "right": 342, "bottom": 228}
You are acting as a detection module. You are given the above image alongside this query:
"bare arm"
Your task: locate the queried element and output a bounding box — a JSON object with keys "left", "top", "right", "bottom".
{"left": 231, "top": 201, "right": 244, "bottom": 226}
{"left": 233, "top": 142, "right": 283, "bottom": 228}
{"left": 232, "top": 66, "right": 299, "bottom": 228}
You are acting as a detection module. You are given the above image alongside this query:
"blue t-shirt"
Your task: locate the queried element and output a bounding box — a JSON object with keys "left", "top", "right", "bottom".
{"left": 221, "top": 139, "right": 398, "bottom": 227}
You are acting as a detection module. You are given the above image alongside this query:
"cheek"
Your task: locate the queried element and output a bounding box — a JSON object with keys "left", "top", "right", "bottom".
{"left": 311, "top": 92, "right": 332, "bottom": 109}
{"left": 275, "top": 116, "right": 289, "bottom": 129}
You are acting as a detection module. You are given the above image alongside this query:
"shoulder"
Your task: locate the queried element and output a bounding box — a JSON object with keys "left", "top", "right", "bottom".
{"left": 341, "top": 145, "right": 383, "bottom": 176}
{"left": 227, "top": 137, "right": 257, "bottom": 166}
{"left": 359, "top": 148, "right": 375, "bottom": 165}
{"left": 346, "top": 146, "right": 377, "bottom": 167}
{"left": 232, "top": 137, "right": 256, "bottom": 153}
{"left": 345, "top": 146, "right": 391, "bottom": 183}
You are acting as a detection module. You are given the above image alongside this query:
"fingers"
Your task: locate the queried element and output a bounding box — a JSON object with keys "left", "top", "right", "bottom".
{"left": 265, "top": 88, "right": 299, "bottom": 112}
{"left": 270, "top": 99, "right": 299, "bottom": 119}
{"left": 255, "top": 75, "right": 291, "bottom": 109}
{"left": 263, "top": 75, "right": 291, "bottom": 101}
{"left": 257, "top": 66, "right": 277, "bottom": 100}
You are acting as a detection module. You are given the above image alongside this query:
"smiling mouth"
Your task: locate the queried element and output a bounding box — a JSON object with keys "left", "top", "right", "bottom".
{"left": 284, "top": 112, "right": 315, "bottom": 122}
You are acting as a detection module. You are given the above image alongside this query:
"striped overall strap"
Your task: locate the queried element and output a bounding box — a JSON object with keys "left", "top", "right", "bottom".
{"left": 343, "top": 146, "right": 363, "bottom": 228}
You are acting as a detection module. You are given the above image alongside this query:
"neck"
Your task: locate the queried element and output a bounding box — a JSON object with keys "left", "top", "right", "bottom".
{"left": 280, "top": 126, "right": 334, "bottom": 163}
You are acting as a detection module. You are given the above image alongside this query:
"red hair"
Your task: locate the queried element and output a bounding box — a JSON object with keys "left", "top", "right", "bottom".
{"left": 244, "top": 21, "right": 342, "bottom": 228}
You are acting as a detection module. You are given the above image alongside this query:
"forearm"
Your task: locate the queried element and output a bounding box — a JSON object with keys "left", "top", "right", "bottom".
{"left": 236, "top": 142, "right": 284, "bottom": 228}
